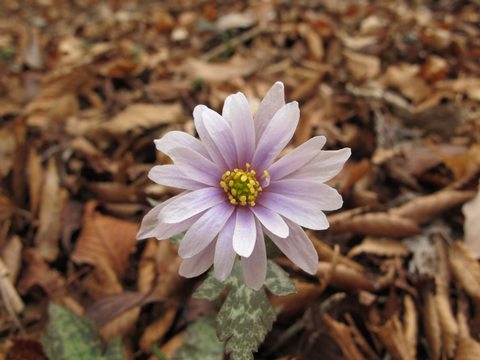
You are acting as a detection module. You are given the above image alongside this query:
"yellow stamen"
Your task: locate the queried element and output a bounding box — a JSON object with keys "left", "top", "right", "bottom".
{"left": 219, "top": 163, "right": 263, "bottom": 207}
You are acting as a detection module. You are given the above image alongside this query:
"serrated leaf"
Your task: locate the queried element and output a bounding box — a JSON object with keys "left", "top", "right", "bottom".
{"left": 42, "top": 303, "right": 124, "bottom": 360}
{"left": 264, "top": 260, "right": 297, "bottom": 296}
{"left": 217, "top": 263, "right": 276, "bottom": 360}
{"left": 173, "top": 316, "right": 224, "bottom": 360}
{"left": 193, "top": 272, "right": 226, "bottom": 301}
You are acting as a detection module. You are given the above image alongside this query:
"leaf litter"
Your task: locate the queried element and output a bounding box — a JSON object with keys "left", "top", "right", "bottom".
{"left": 0, "top": 0, "right": 479, "bottom": 359}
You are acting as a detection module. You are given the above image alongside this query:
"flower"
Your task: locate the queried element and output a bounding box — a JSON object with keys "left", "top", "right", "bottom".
{"left": 137, "top": 82, "right": 350, "bottom": 289}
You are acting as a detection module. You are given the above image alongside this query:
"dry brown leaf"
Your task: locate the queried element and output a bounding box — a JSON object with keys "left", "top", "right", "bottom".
{"left": 0, "top": 235, "right": 22, "bottom": 283}
{"left": 271, "top": 281, "right": 322, "bottom": 320}
{"left": 390, "top": 190, "right": 475, "bottom": 224}
{"left": 0, "top": 127, "right": 16, "bottom": 179}
{"left": 94, "top": 103, "right": 185, "bottom": 137}
{"left": 344, "top": 50, "right": 381, "bottom": 82}
{"left": 298, "top": 23, "right": 324, "bottom": 60}
{"left": 0, "top": 257, "right": 24, "bottom": 314}
{"left": 322, "top": 314, "right": 367, "bottom": 360}
{"left": 423, "top": 290, "right": 441, "bottom": 360}
{"left": 317, "top": 262, "right": 376, "bottom": 292}
{"left": 72, "top": 201, "right": 138, "bottom": 278}
{"left": 81, "top": 261, "right": 123, "bottom": 299}
{"left": 26, "top": 148, "right": 42, "bottom": 216}
{"left": 140, "top": 307, "right": 177, "bottom": 353}
{"left": 402, "top": 295, "right": 417, "bottom": 360}
{"left": 370, "top": 313, "right": 413, "bottom": 360}
{"left": 449, "top": 241, "right": 480, "bottom": 301}
{"left": 435, "top": 293, "right": 458, "bottom": 358}
{"left": 348, "top": 237, "right": 410, "bottom": 258}
{"left": 456, "top": 337, "right": 480, "bottom": 360}
{"left": 329, "top": 212, "right": 421, "bottom": 237}
{"left": 34, "top": 158, "right": 66, "bottom": 261}
{"left": 380, "top": 63, "right": 431, "bottom": 103}
{"left": 160, "top": 331, "right": 185, "bottom": 360}
{"left": 18, "top": 250, "right": 65, "bottom": 296}
{"left": 181, "top": 56, "right": 262, "bottom": 82}
{"left": 463, "top": 185, "right": 480, "bottom": 258}
{"left": 100, "top": 306, "right": 140, "bottom": 342}
{"left": 138, "top": 239, "right": 158, "bottom": 294}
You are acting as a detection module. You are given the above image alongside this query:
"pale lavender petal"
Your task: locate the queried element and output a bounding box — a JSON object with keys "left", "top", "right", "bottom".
{"left": 193, "top": 105, "right": 229, "bottom": 170}
{"left": 232, "top": 207, "right": 257, "bottom": 257}
{"left": 265, "top": 220, "right": 318, "bottom": 274}
{"left": 223, "top": 93, "right": 255, "bottom": 166}
{"left": 250, "top": 205, "right": 289, "bottom": 238}
{"left": 288, "top": 148, "right": 351, "bottom": 182}
{"left": 137, "top": 194, "right": 202, "bottom": 240}
{"left": 160, "top": 187, "right": 226, "bottom": 224}
{"left": 266, "top": 180, "right": 343, "bottom": 211}
{"left": 241, "top": 219, "right": 266, "bottom": 290}
{"left": 268, "top": 136, "right": 326, "bottom": 180}
{"left": 148, "top": 165, "right": 205, "bottom": 190}
{"left": 201, "top": 107, "right": 238, "bottom": 169}
{"left": 254, "top": 81, "right": 285, "bottom": 144}
{"left": 168, "top": 147, "right": 221, "bottom": 187}
{"left": 252, "top": 102, "right": 300, "bottom": 172}
{"left": 154, "top": 131, "right": 208, "bottom": 158}
{"left": 179, "top": 240, "right": 215, "bottom": 278}
{"left": 214, "top": 215, "right": 236, "bottom": 281}
{"left": 178, "top": 203, "right": 234, "bottom": 258}
{"left": 258, "top": 192, "right": 330, "bottom": 230}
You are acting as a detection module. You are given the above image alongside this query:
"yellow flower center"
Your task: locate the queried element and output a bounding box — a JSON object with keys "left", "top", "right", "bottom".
{"left": 220, "top": 163, "right": 269, "bottom": 206}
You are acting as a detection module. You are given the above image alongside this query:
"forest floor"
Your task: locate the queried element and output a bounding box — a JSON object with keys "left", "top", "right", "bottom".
{"left": 0, "top": 0, "right": 480, "bottom": 359}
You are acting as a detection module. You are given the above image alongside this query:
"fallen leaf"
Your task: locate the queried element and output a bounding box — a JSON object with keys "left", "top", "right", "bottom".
{"left": 35, "top": 158, "right": 67, "bottom": 261}
{"left": 0, "top": 127, "right": 16, "bottom": 179}
{"left": 380, "top": 63, "right": 431, "bottom": 103}
{"left": 463, "top": 184, "right": 480, "bottom": 258}
{"left": 322, "top": 314, "right": 367, "bottom": 360}
{"left": 348, "top": 237, "right": 410, "bottom": 258}
{"left": 140, "top": 307, "right": 177, "bottom": 353}
{"left": 344, "top": 50, "right": 381, "bottom": 82}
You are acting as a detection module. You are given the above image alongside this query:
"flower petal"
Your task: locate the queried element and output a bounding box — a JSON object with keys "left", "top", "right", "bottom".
{"left": 137, "top": 194, "right": 202, "bottom": 240}
{"left": 154, "top": 131, "right": 208, "bottom": 158}
{"left": 266, "top": 180, "right": 343, "bottom": 211}
{"left": 179, "top": 240, "right": 215, "bottom": 278}
{"left": 223, "top": 92, "right": 255, "bottom": 166}
{"left": 160, "top": 187, "right": 226, "bottom": 224}
{"left": 250, "top": 205, "right": 289, "bottom": 238}
{"left": 254, "top": 81, "right": 285, "bottom": 144}
{"left": 252, "top": 101, "right": 300, "bottom": 172}
{"left": 258, "top": 192, "right": 330, "bottom": 230}
{"left": 148, "top": 165, "right": 205, "bottom": 190}
{"left": 178, "top": 203, "right": 234, "bottom": 258}
{"left": 194, "top": 105, "right": 229, "bottom": 170}
{"left": 232, "top": 207, "right": 257, "bottom": 257}
{"left": 265, "top": 220, "right": 318, "bottom": 274}
{"left": 289, "top": 148, "right": 351, "bottom": 183}
{"left": 214, "top": 215, "right": 236, "bottom": 281}
{"left": 268, "top": 136, "right": 326, "bottom": 180}
{"left": 241, "top": 219, "right": 266, "bottom": 290}
{"left": 201, "top": 106, "right": 238, "bottom": 169}
{"left": 168, "top": 147, "right": 221, "bottom": 187}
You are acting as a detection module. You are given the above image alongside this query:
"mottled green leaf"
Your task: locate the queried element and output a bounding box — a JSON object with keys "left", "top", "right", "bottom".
{"left": 217, "top": 263, "right": 276, "bottom": 360}
{"left": 173, "top": 316, "right": 224, "bottom": 360}
{"left": 193, "top": 272, "right": 226, "bottom": 301}
{"left": 264, "top": 260, "right": 296, "bottom": 296}
{"left": 42, "top": 303, "right": 124, "bottom": 360}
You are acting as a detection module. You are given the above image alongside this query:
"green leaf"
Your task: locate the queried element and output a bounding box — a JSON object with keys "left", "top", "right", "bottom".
{"left": 264, "top": 260, "right": 297, "bottom": 296}
{"left": 193, "top": 272, "right": 226, "bottom": 301}
{"left": 173, "top": 316, "right": 224, "bottom": 360}
{"left": 42, "top": 303, "right": 124, "bottom": 360}
{"left": 217, "top": 263, "right": 276, "bottom": 360}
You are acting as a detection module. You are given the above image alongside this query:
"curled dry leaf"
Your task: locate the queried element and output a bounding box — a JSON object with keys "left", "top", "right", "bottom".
{"left": 322, "top": 314, "right": 367, "bottom": 360}
{"left": 0, "top": 127, "right": 16, "bottom": 179}
{"left": 181, "top": 56, "right": 262, "bottom": 82}
{"left": 423, "top": 290, "right": 441, "bottom": 360}
{"left": 1, "top": 235, "right": 22, "bottom": 283}
{"left": 0, "top": 257, "right": 24, "bottom": 314}
{"left": 379, "top": 63, "right": 431, "bottom": 103}
{"left": 27, "top": 147, "right": 42, "bottom": 216}
{"left": 344, "top": 50, "right": 381, "bottom": 82}
{"left": 369, "top": 312, "right": 413, "bottom": 360}
{"left": 402, "top": 295, "right": 417, "bottom": 360}
{"left": 329, "top": 212, "right": 421, "bottom": 237}
{"left": 271, "top": 281, "right": 322, "bottom": 320}
{"left": 390, "top": 190, "right": 475, "bottom": 225}
{"left": 93, "top": 103, "right": 185, "bottom": 137}
{"left": 456, "top": 337, "right": 480, "bottom": 360}
{"left": 35, "top": 158, "right": 67, "bottom": 261}
{"left": 463, "top": 185, "right": 480, "bottom": 258}
{"left": 139, "top": 307, "right": 177, "bottom": 353}
{"left": 348, "top": 237, "right": 410, "bottom": 258}
{"left": 449, "top": 241, "right": 480, "bottom": 301}
{"left": 18, "top": 250, "right": 66, "bottom": 296}
{"left": 138, "top": 239, "right": 157, "bottom": 294}
{"left": 100, "top": 306, "right": 141, "bottom": 342}
{"left": 72, "top": 201, "right": 138, "bottom": 279}
{"left": 317, "top": 262, "right": 377, "bottom": 292}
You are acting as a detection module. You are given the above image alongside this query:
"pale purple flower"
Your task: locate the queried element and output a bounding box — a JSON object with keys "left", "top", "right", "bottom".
{"left": 137, "top": 82, "right": 350, "bottom": 289}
